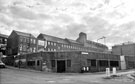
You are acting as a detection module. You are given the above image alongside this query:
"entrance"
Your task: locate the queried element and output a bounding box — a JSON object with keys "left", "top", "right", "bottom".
{"left": 57, "top": 60, "right": 66, "bottom": 73}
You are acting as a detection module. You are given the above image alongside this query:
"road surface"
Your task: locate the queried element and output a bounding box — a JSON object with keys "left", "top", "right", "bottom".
{"left": 0, "top": 68, "right": 134, "bottom": 84}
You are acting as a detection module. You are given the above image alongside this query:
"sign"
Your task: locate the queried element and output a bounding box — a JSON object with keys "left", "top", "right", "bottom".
{"left": 81, "top": 52, "right": 88, "bottom": 54}
{"left": 38, "top": 40, "right": 47, "bottom": 48}
{"left": 38, "top": 40, "right": 44, "bottom": 46}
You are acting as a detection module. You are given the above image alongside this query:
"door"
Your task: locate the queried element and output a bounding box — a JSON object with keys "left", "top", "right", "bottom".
{"left": 57, "top": 60, "right": 66, "bottom": 73}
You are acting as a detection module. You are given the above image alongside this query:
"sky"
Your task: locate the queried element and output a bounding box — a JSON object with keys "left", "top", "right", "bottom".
{"left": 0, "top": 0, "right": 135, "bottom": 49}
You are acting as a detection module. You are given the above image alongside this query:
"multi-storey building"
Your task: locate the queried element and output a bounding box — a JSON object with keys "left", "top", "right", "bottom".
{"left": 0, "top": 33, "right": 8, "bottom": 55}
{"left": 37, "top": 32, "right": 108, "bottom": 52}
{"left": 112, "top": 42, "right": 135, "bottom": 56}
{"left": 7, "top": 30, "right": 37, "bottom": 55}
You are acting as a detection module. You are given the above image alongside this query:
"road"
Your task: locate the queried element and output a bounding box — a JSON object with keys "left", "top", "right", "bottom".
{"left": 0, "top": 68, "right": 134, "bottom": 84}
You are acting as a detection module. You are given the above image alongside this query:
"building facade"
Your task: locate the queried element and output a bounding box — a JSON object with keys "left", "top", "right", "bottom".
{"left": 0, "top": 33, "right": 8, "bottom": 55}
{"left": 7, "top": 30, "right": 37, "bottom": 55}
{"left": 112, "top": 42, "right": 135, "bottom": 56}
{"left": 37, "top": 32, "right": 108, "bottom": 53}
{"left": 14, "top": 51, "right": 122, "bottom": 73}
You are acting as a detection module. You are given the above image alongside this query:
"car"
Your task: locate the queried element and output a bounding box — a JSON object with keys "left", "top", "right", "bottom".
{"left": 0, "top": 61, "right": 6, "bottom": 68}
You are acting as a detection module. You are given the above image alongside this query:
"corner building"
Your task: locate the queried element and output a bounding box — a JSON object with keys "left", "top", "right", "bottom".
{"left": 7, "top": 30, "right": 37, "bottom": 55}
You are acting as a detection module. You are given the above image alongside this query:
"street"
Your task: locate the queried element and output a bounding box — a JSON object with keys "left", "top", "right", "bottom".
{"left": 0, "top": 68, "right": 135, "bottom": 84}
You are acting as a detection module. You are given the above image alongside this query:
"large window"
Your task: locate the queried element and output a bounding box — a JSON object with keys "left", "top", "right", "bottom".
{"left": 27, "top": 61, "right": 35, "bottom": 66}
{"left": 91, "top": 59, "right": 96, "bottom": 66}
{"left": 110, "top": 61, "right": 119, "bottom": 67}
{"left": 99, "top": 60, "right": 108, "bottom": 67}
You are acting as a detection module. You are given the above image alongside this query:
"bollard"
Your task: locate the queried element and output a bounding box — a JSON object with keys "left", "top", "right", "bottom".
{"left": 106, "top": 68, "right": 110, "bottom": 77}
{"left": 112, "top": 67, "right": 116, "bottom": 75}
{"left": 86, "top": 67, "right": 89, "bottom": 72}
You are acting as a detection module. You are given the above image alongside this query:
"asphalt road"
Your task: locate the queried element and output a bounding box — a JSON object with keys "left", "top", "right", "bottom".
{"left": 0, "top": 68, "right": 134, "bottom": 84}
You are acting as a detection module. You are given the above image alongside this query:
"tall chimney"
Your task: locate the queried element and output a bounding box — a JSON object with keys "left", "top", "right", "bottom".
{"left": 76, "top": 32, "right": 87, "bottom": 44}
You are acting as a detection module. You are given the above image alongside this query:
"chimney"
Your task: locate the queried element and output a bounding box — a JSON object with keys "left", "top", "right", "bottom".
{"left": 76, "top": 32, "right": 87, "bottom": 44}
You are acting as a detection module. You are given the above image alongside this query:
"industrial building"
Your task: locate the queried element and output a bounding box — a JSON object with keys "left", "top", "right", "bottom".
{"left": 14, "top": 51, "right": 135, "bottom": 73}
{"left": 7, "top": 30, "right": 108, "bottom": 56}
{"left": 112, "top": 42, "right": 135, "bottom": 56}
{"left": 37, "top": 32, "right": 108, "bottom": 52}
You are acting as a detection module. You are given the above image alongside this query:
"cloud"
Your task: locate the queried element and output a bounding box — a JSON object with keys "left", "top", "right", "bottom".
{"left": 1, "top": 0, "right": 135, "bottom": 49}
{"left": 9, "top": 6, "right": 38, "bottom": 20}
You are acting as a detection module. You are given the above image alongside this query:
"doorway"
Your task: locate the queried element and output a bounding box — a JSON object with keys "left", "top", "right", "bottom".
{"left": 57, "top": 60, "right": 66, "bottom": 73}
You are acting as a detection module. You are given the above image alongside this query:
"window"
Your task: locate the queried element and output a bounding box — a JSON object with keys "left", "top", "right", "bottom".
{"left": 30, "top": 39, "right": 33, "bottom": 43}
{"left": 37, "top": 60, "right": 40, "bottom": 66}
{"left": 91, "top": 59, "right": 96, "bottom": 66}
{"left": 20, "top": 37, "right": 23, "bottom": 42}
{"left": 33, "top": 47, "right": 36, "bottom": 52}
{"left": 26, "top": 38, "right": 29, "bottom": 43}
{"left": 30, "top": 48, "right": 32, "bottom": 52}
{"left": 54, "top": 43, "right": 56, "bottom": 46}
{"left": 54, "top": 49, "right": 56, "bottom": 51}
{"left": 51, "top": 49, "right": 53, "bottom": 51}
{"left": 19, "top": 44, "right": 23, "bottom": 51}
{"left": 23, "top": 38, "right": 26, "bottom": 42}
{"left": 33, "top": 39, "right": 36, "bottom": 44}
{"left": 99, "top": 60, "right": 108, "bottom": 67}
{"left": 67, "top": 60, "right": 71, "bottom": 67}
{"left": 62, "top": 44, "right": 64, "bottom": 47}
{"left": 51, "top": 42, "right": 53, "bottom": 46}
{"left": 23, "top": 45, "right": 27, "bottom": 51}
{"left": 5, "top": 39, "right": 7, "bottom": 42}
{"left": 48, "top": 48, "right": 50, "bottom": 51}
{"left": 51, "top": 60, "right": 55, "bottom": 67}
{"left": 48, "top": 41, "right": 50, "bottom": 45}
{"left": 27, "top": 61, "right": 35, "bottom": 66}
{"left": 0, "top": 38, "right": 2, "bottom": 43}
{"left": 110, "top": 61, "right": 119, "bottom": 67}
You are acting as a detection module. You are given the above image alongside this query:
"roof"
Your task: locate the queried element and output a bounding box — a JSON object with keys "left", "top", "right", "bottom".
{"left": 65, "top": 38, "right": 83, "bottom": 45}
{"left": 13, "top": 30, "right": 35, "bottom": 38}
{"left": 113, "top": 42, "right": 135, "bottom": 47}
{"left": 39, "top": 33, "right": 68, "bottom": 44}
{"left": 86, "top": 40, "right": 108, "bottom": 48}
{"left": 0, "top": 33, "right": 8, "bottom": 38}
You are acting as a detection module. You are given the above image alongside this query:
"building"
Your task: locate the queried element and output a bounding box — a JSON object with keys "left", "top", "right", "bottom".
{"left": 37, "top": 32, "right": 108, "bottom": 52}
{"left": 0, "top": 33, "right": 8, "bottom": 55}
{"left": 14, "top": 51, "right": 122, "bottom": 73}
{"left": 112, "top": 42, "right": 135, "bottom": 56}
{"left": 7, "top": 30, "right": 37, "bottom": 55}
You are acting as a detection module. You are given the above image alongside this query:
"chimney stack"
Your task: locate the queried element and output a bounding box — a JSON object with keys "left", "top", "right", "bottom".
{"left": 76, "top": 32, "right": 87, "bottom": 44}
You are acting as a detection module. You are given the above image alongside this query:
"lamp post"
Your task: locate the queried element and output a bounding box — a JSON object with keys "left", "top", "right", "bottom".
{"left": 97, "top": 36, "right": 106, "bottom": 45}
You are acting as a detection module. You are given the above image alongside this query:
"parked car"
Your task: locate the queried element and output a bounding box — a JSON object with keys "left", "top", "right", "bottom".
{"left": 0, "top": 61, "right": 6, "bottom": 68}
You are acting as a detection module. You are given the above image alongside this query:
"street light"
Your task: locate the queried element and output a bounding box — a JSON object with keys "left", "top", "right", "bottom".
{"left": 97, "top": 36, "right": 106, "bottom": 45}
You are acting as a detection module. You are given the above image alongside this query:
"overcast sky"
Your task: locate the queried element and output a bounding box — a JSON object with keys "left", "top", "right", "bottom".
{"left": 0, "top": 0, "right": 135, "bottom": 49}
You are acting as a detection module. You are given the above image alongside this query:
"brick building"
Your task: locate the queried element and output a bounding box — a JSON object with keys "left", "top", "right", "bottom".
{"left": 7, "top": 30, "right": 37, "bottom": 55}
{"left": 0, "top": 33, "right": 8, "bottom": 55}
{"left": 14, "top": 51, "right": 121, "bottom": 73}
{"left": 112, "top": 42, "right": 135, "bottom": 56}
{"left": 37, "top": 32, "right": 108, "bottom": 52}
